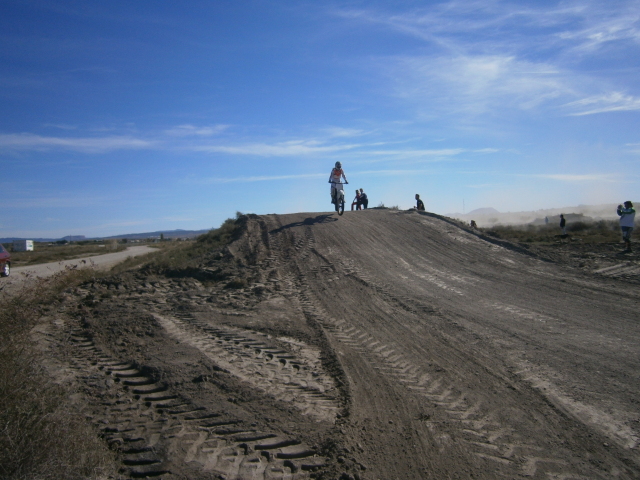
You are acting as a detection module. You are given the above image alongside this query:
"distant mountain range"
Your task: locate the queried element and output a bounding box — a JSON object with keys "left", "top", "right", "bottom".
{"left": 2, "top": 202, "right": 631, "bottom": 243}
{"left": 0, "top": 228, "right": 210, "bottom": 244}
{"left": 445, "top": 203, "right": 623, "bottom": 227}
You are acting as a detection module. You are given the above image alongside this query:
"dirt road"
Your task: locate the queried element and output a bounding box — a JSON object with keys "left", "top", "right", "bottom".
{"left": 39, "top": 211, "right": 640, "bottom": 479}
{"left": 1, "top": 245, "right": 155, "bottom": 293}
{"left": 11, "top": 245, "right": 156, "bottom": 278}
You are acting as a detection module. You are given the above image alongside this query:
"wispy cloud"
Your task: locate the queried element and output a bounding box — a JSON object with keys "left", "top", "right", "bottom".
{"left": 323, "top": 127, "right": 369, "bottom": 138}
{"left": 355, "top": 168, "right": 437, "bottom": 176}
{"left": 161, "top": 216, "right": 196, "bottom": 222}
{"left": 338, "top": 2, "right": 640, "bottom": 120}
{"left": 1, "top": 194, "right": 109, "bottom": 208}
{"left": 531, "top": 173, "right": 620, "bottom": 182}
{"left": 42, "top": 123, "right": 78, "bottom": 130}
{"left": 562, "top": 92, "right": 640, "bottom": 116}
{"left": 366, "top": 148, "right": 466, "bottom": 156}
{"left": 189, "top": 169, "right": 447, "bottom": 184}
{"left": 557, "top": 10, "right": 640, "bottom": 53}
{"left": 186, "top": 173, "right": 326, "bottom": 184}
{"left": 164, "top": 124, "right": 230, "bottom": 136}
{"left": 392, "top": 54, "right": 571, "bottom": 116}
{"left": 467, "top": 183, "right": 504, "bottom": 188}
{"left": 0, "top": 133, "right": 155, "bottom": 153}
{"left": 335, "top": 2, "right": 640, "bottom": 56}
{"left": 193, "top": 140, "right": 360, "bottom": 156}
{"left": 363, "top": 147, "right": 497, "bottom": 158}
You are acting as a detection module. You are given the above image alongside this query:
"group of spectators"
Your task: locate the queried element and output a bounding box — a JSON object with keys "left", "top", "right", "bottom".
{"left": 330, "top": 163, "right": 636, "bottom": 252}
{"left": 557, "top": 203, "right": 635, "bottom": 252}
{"left": 351, "top": 189, "right": 369, "bottom": 210}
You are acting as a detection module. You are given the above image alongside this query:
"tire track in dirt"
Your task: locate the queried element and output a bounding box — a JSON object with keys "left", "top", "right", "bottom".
{"left": 152, "top": 312, "right": 340, "bottom": 423}
{"left": 47, "top": 211, "right": 639, "bottom": 480}
{"left": 57, "top": 319, "right": 329, "bottom": 479}
{"left": 261, "top": 218, "right": 623, "bottom": 479}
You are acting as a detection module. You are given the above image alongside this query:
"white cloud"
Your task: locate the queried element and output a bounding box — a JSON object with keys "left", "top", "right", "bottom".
{"left": 1, "top": 194, "right": 107, "bottom": 208}
{"left": 557, "top": 11, "right": 640, "bottom": 53}
{"left": 393, "top": 54, "right": 571, "bottom": 116}
{"left": 338, "top": 2, "right": 640, "bottom": 121}
{"left": 161, "top": 216, "right": 196, "bottom": 222}
{"left": 42, "top": 123, "right": 78, "bottom": 130}
{"left": 193, "top": 140, "right": 360, "bottom": 156}
{"left": 336, "top": 2, "right": 640, "bottom": 56}
{"left": 466, "top": 183, "right": 503, "bottom": 188}
{"left": 365, "top": 148, "right": 465, "bottom": 157}
{"left": 355, "top": 168, "right": 438, "bottom": 176}
{"left": 186, "top": 168, "right": 448, "bottom": 184}
{"left": 562, "top": 92, "right": 640, "bottom": 116}
{"left": 164, "top": 124, "right": 230, "bottom": 136}
{"left": 323, "top": 127, "right": 368, "bottom": 138}
{"left": 0, "top": 133, "right": 155, "bottom": 153}
{"left": 532, "top": 173, "right": 620, "bottom": 182}
{"left": 187, "top": 173, "right": 326, "bottom": 184}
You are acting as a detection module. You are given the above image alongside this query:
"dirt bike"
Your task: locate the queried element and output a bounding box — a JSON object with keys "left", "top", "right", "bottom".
{"left": 330, "top": 181, "right": 348, "bottom": 216}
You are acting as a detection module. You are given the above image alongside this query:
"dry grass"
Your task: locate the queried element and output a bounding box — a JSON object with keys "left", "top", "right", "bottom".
{"left": 9, "top": 242, "right": 127, "bottom": 267}
{"left": 0, "top": 267, "right": 115, "bottom": 480}
{"left": 111, "top": 216, "right": 242, "bottom": 275}
{"left": 0, "top": 217, "right": 243, "bottom": 479}
{"left": 480, "top": 220, "right": 622, "bottom": 244}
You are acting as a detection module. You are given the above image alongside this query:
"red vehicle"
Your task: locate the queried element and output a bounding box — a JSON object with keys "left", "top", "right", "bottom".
{"left": 0, "top": 243, "right": 10, "bottom": 277}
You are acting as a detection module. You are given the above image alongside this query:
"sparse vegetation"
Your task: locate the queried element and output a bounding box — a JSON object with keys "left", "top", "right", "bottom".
{"left": 0, "top": 267, "right": 115, "bottom": 480}
{"left": 479, "top": 220, "right": 621, "bottom": 244}
{"left": 0, "top": 217, "right": 243, "bottom": 479}
{"left": 197, "top": 217, "right": 240, "bottom": 248}
{"left": 9, "top": 242, "right": 127, "bottom": 266}
{"left": 112, "top": 215, "right": 243, "bottom": 275}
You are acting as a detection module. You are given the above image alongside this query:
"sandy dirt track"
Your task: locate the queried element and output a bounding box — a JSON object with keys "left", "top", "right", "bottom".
{"left": 12, "top": 245, "right": 157, "bottom": 278}
{"left": 38, "top": 211, "right": 639, "bottom": 479}
{"left": 2, "top": 246, "right": 157, "bottom": 295}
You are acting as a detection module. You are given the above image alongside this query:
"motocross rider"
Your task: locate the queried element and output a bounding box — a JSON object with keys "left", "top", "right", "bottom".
{"left": 329, "top": 161, "right": 348, "bottom": 204}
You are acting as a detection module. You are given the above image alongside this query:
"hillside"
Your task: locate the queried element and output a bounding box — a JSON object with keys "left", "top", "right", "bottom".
{"left": 31, "top": 209, "right": 640, "bottom": 479}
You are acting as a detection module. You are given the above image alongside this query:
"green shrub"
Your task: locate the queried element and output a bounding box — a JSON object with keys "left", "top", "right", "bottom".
{"left": 197, "top": 217, "right": 239, "bottom": 247}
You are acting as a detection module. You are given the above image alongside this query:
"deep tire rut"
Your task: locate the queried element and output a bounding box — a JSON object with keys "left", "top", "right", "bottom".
{"left": 61, "top": 321, "right": 329, "bottom": 479}
{"left": 152, "top": 311, "right": 341, "bottom": 423}
{"left": 268, "top": 226, "right": 627, "bottom": 479}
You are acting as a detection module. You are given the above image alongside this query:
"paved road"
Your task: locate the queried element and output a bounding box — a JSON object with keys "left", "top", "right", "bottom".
{"left": 1, "top": 246, "right": 156, "bottom": 293}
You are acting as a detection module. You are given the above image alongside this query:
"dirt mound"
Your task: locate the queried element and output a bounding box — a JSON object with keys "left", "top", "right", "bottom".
{"left": 39, "top": 210, "right": 640, "bottom": 479}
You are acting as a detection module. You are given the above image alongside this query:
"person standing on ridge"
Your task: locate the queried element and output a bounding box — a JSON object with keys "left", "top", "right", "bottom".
{"left": 415, "top": 194, "right": 425, "bottom": 211}
{"left": 617, "top": 201, "right": 636, "bottom": 253}
{"left": 328, "top": 161, "right": 348, "bottom": 205}
{"left": 359, "top": 188, "right": 368, "bottom": 209}
{"left": 351, "top": 189, "right": 361, "bottom": 211}
{"left": 560, "top": 214, "right": 566, "bottom": 235}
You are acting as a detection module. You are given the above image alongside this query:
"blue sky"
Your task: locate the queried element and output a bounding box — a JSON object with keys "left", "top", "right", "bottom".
{"left": 1, "top": 0, "right": 639, "bottom": 238}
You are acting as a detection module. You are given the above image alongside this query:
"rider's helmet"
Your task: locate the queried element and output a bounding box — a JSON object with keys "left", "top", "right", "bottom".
{"left": 335, "top": 161, "right": 342, "bottom": 169}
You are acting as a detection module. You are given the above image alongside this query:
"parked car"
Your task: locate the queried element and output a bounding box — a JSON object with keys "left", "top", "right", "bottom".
{"left": 0, "top": 243, "right": 10, "bottom": 277}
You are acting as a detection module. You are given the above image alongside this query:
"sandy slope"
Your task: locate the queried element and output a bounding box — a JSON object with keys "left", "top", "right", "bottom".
{"left": 38, "top": 210, "right": 640, "bottom": 479}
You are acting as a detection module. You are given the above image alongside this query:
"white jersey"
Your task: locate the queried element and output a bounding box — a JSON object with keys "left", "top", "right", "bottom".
{"left": 618, "top": 207, "right": 636, "bottom": 228}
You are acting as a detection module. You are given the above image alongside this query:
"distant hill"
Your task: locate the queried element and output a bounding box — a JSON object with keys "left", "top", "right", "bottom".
{"left": 468, "top": 207, "right": 499, "bottom": 216}
{"left": 101, "top": 229, "right": 210, "bottom": 240}
{"left": 445, "top": 203, "right": 623, "bottom": 227}
{"left": 0, "top": 228, "right": 211, "bottom": 244}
